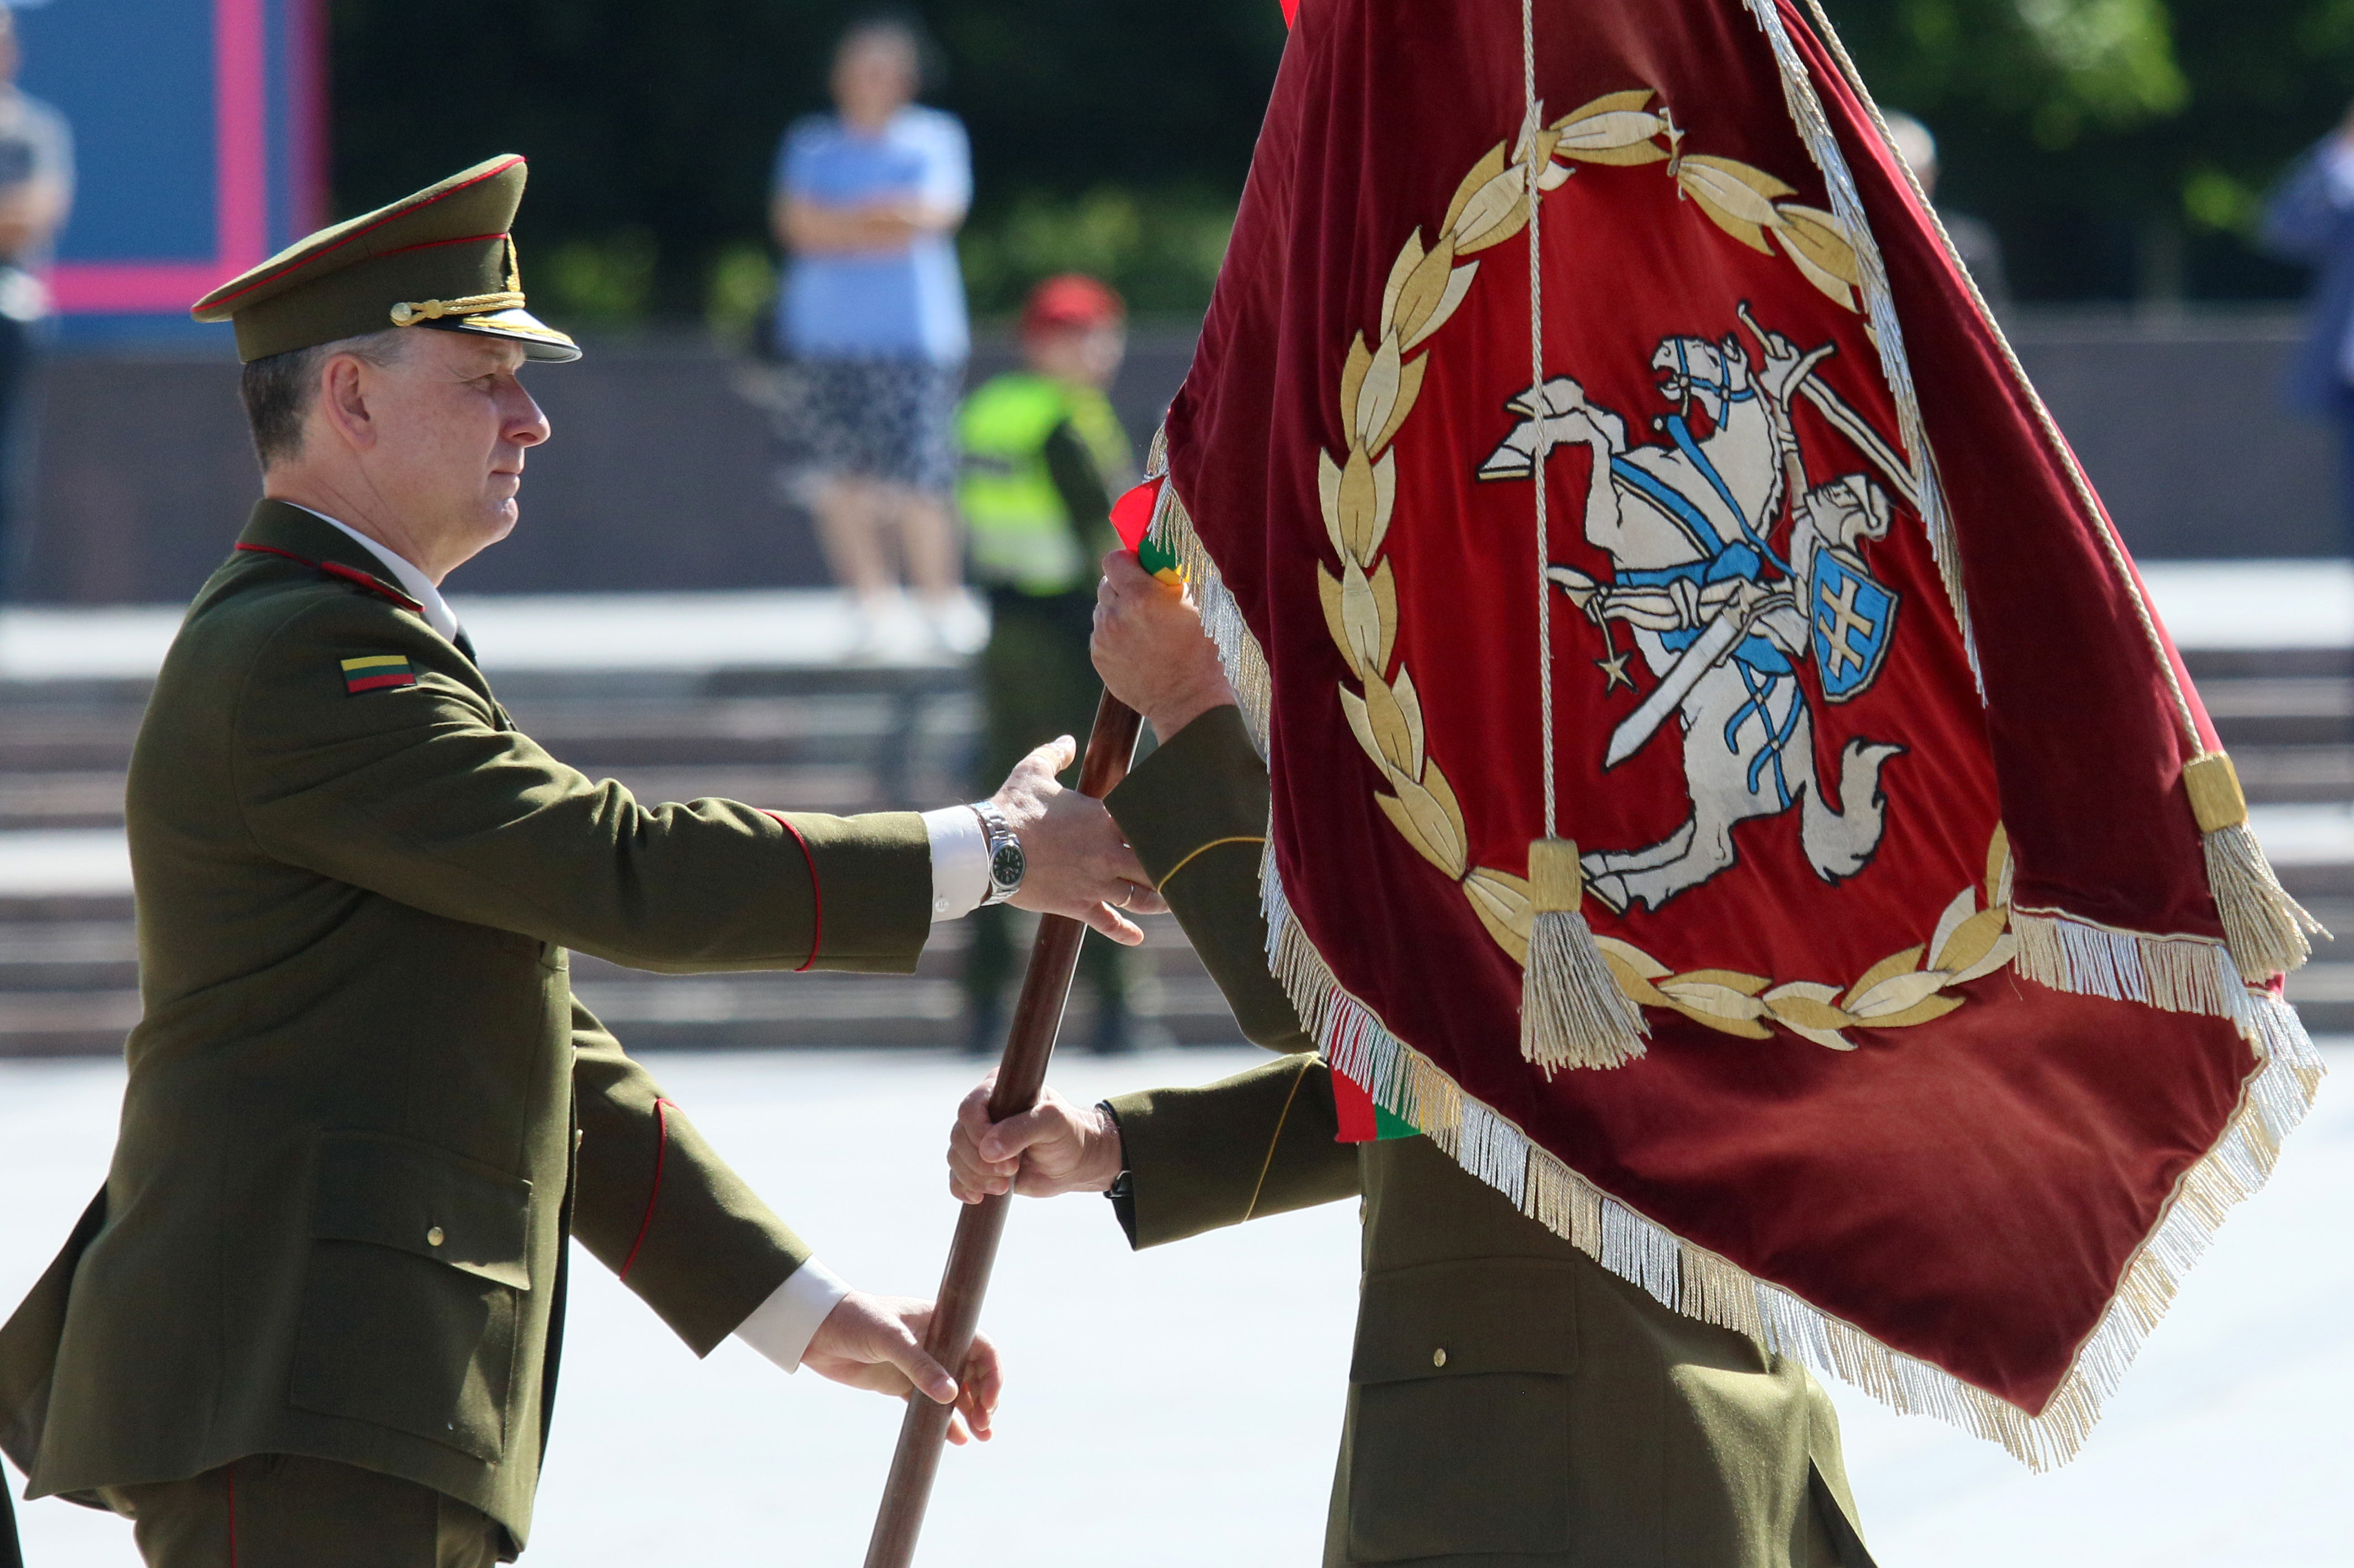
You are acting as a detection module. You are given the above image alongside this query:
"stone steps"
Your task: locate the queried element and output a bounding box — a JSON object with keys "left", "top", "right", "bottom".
{"left": 0, "top": 661, "right": 1247, "bottom": 1056}
{"left": 4, "top": 613, "right": 2350, "bottom": 1054}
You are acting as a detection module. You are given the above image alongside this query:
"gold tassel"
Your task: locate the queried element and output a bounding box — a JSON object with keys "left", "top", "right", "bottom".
{"left": 2185, "top": 753, "right": 2326, "bottom": 978}
{"left": 1519, "top": 838, "right": 1648, "bottom": 1071}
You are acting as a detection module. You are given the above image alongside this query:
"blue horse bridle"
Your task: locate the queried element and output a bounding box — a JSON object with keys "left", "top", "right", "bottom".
{"left": 1668, "top": 336, "right": 1757, "bottom": 412}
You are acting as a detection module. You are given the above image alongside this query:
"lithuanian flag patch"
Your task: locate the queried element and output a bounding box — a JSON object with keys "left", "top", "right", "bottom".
{"left": 340, "top": 654, "right": 417, "bottom": 694}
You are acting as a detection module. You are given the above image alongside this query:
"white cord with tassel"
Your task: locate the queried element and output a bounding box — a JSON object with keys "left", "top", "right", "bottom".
{"left": 2184, "top": 752, "right": 2325, "bottom": 978}
{"left": 1522, "top": 839, "right": 1647, "bottom": 1071}
{"left": 1515, "top": 0, "right": 1648, "bottom": 1072}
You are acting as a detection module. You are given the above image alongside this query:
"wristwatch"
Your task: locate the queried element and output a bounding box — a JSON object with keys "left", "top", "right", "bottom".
{"left": 970, "top": 801, "right": 1026, "bottom": 907}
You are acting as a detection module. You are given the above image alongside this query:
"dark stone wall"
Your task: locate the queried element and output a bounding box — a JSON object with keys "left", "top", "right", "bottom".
{"left": 6, "top": 313, "right": 2339, "bottom": 605}
{"left": 2007, "top": 314, "right": 2340, "bottom": 559}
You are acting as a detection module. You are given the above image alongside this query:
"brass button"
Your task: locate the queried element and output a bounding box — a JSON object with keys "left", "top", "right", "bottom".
{"left": 426, "top": 1226, "right": 445, "bottom": 1247}
{"left": 1432, "top": 1347, "right": 1447, "bottom": 1368}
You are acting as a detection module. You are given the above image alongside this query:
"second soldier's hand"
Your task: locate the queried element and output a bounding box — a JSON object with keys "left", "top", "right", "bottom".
{"left": 988, "top": 737, "right": 1165, "bottom": 942}
{"left": 1092, "top": 550, "right": 1238, "bottom": 740}
{"left": 947, "top": 1070, "right": 1123, "bottom": 1203}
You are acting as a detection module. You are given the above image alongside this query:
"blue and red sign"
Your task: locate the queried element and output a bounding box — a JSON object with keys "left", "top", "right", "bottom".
{"left": 20, "top": 0, "right": 325, "bottom": 343}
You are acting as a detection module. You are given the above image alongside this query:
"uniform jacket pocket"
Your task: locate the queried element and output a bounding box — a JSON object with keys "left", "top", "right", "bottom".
{"left": 1345, "top": 1258, "right": 1579, "bottom": 1564}
{"left": 288, "top": 1132, "right": 532, "bottom": 1462}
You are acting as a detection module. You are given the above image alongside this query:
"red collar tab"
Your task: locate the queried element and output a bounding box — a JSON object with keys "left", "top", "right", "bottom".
{"left": 235, "top": 541, "right": 428, "bottom": 615}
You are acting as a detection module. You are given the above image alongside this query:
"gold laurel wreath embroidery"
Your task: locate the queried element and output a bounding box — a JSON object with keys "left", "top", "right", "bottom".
{"left": 1316, "top": 89, "right": 2016, "bottom": 1049}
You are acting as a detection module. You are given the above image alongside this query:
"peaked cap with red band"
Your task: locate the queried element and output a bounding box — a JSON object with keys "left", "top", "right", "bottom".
{"left": 191, "top": 154, "right": 581, "bottom": 365}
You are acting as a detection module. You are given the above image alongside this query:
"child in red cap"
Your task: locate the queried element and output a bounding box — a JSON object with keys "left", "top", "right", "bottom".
{"left": 956, "top": 275, "right": 1141, "bottom": 1052}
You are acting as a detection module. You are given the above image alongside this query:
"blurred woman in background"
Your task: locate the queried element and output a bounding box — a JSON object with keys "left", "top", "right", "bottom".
{"left": 771, "top": 13, "right": 971, "bottom": 655}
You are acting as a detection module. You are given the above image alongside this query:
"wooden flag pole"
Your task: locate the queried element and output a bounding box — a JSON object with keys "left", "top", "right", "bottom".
{"left": 863, "top": 688, "right": 1146, "bottom": 1568}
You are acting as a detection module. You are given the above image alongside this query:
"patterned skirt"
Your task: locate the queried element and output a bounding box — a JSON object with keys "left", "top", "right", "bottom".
{"left": 762, "top": 356, "right": 964, "bottom": 498}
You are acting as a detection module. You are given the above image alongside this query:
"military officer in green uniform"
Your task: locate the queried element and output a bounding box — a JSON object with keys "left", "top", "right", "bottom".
{"left": 956, "top": 274, "right": 1141, "bottom": 1056}
{"left": 0, "top": 158, "right": 1163, "bottom": 1568}
{"left": 946, "top": 550, "right": 1880, "bottom": 1567}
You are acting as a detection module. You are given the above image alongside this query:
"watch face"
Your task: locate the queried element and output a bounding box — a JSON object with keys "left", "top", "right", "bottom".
{"left": 991, "top": 840, "right": 1027, "bottom": 889}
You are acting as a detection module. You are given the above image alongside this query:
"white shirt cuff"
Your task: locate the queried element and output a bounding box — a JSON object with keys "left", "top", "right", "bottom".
{"left": 734, "top": 1259, "right": 851, "bottom": 1374}
{"left": 924, "top": 804, "right": 991, "bottom": 922}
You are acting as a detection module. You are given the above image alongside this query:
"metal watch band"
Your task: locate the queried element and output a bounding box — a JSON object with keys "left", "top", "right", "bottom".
{"left": 970, "top": 800, "right": 1023, "bottom": 907}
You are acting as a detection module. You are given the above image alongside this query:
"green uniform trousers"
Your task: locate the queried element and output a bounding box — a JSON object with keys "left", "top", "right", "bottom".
{"left": 965, "top": 587, "right": 1127, "bottom": 1014}
{"left": 1101, "top": 709, "right": 1875, "bottom": 1567}
{"left": 101, "top": 1455, "right": 502, "bottom": 1567}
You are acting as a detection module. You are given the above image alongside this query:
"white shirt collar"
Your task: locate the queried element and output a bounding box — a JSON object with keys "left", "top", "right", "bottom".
{"left": 289, "top": 505, "right": 463, "bottom": 645}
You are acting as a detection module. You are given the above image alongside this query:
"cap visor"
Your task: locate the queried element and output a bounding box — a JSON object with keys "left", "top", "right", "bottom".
{"left": 428, "top": 307, "right": 582, "bottom": 362}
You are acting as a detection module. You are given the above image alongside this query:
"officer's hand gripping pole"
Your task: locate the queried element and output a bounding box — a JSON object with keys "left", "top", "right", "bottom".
{"left": 863, "top": 687, "right": 1144, "bottom": 1568}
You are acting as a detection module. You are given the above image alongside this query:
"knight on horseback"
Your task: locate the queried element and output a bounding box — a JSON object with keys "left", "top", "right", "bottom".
{"left": 1478, "top": 303, "right": 1904, "bottom": 914}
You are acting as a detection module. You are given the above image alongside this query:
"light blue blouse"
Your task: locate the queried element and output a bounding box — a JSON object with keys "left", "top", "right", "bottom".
{"left": 773, "top": 106, "right": 971, "bottom": 363}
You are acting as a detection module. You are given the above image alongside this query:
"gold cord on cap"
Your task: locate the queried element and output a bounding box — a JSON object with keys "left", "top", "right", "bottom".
{"left": 389, "top": 291, "right": 527, "bottom": 327}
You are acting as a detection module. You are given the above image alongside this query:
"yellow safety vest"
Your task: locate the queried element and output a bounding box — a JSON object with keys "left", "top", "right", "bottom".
{"left": 956, "top": 372, "right": 1133, "bottom": 596}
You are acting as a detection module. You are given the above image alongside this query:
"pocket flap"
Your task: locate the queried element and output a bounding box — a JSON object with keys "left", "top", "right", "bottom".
{"left": 1351, "top": 1258, "right": 1578, "bottom": 1384}
{"left": 311, "top": 1132, "right": 533, "bottom": 1291}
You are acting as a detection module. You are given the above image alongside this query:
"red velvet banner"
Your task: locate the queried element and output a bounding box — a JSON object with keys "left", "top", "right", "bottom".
{"left": 1157, "top": 0, "right": 2317, "bottom": 1461}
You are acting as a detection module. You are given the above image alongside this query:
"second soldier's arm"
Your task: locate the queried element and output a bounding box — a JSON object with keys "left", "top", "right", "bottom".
{"left": 948, "top": 701, "right": 1361, "bottom": 1244}
{"left": 1100, "top": 709, "right": 1360, "bottom": 1245}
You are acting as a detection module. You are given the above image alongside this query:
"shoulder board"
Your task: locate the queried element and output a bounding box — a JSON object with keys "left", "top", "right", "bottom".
{"left": 235, "top": 541, "right": 427, "bottom": 614}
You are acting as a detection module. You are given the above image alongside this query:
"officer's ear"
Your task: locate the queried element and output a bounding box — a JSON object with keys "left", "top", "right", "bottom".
{"left": 313, "top": 349, "right": 386, "bottom": 455}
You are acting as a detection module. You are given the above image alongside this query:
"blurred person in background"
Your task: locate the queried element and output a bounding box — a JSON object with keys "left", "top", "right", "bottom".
{"left": 1883, "top": 112, "right": 2007, "bottom": 312}
{"left": 957, "top": 275, "right": 1140, "bottom": 1056}
{"left": 0, "top": 1, "right": 70, "bottom": 601}
{"left": 2263, "top": 103, "right": 2354, "bottom": 549}
{"left": 771, "top": 12, "right": 971, "bottom": 657}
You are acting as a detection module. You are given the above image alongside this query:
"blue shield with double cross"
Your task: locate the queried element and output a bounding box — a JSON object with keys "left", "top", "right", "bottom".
{"left": 1810, "top": 548, "right": 1898, "bottom": 702}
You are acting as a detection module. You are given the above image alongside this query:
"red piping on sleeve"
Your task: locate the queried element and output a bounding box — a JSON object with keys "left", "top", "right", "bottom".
{"left": 617, "top": 1097, "right": 673, "bottom": 1282}
{"left": 765, "top": 810, "right": 822, "bottom": 971}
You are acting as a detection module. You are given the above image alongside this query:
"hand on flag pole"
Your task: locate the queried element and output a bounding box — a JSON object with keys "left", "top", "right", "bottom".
{"left": 984, "top": 733, "right": 1166, "bottom": 940}
{"left": 1092, "top": 549, "right": 1240, "bottom": 740}
{"left": 802, "top": 1292, "right": 1003, "bottom": 1446}
{"left": 945, "top": 1071, "right": 1122, "bottom": 1203}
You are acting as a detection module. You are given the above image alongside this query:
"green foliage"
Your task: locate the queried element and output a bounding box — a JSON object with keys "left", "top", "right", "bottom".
{"left": 1854, "top": 0, "right": 2185, "bottom": 146}
{"left": 1824, "top": 0, "right": 2354, "bottom": 298}
{"left": 330, "top": 0, "right": 2354, "bottom": 311}
{"left": 538, "top": 229, "right": 659, "bottom": 326}
{"left": 330, "top": 0, "right": 1279, "bottom": 329}
{"left": 704, "top": 243, "right": 777, "bottom": 345}
{"left": 959, "top": 188, "right": 1235, "bottom": 320}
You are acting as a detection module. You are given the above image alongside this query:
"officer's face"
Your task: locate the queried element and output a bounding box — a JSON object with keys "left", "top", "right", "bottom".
{"left": 353, "top": 330, "right": 549, "bottom": 569}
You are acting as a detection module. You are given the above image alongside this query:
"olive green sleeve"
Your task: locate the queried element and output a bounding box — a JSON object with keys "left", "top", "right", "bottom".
{"left": 1104, "top": 705, "right": 1309, "bottom": 1053}
{"left": 1105, "top": 1053, "right": 1359, "bottom": 1248}
{"left": 1098, "top": 709, "right": 1355, "bottom": 1248}
{"left": 567, "top": 1000, "right": 809, "bottom": 1356}
{"left": 231, "top": 596, "right": 929, "bottom": 973}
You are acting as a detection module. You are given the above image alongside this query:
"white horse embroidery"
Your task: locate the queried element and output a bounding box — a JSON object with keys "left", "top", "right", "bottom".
{"left": 1479, "top": 308, "right": 1903, "bottom": 915}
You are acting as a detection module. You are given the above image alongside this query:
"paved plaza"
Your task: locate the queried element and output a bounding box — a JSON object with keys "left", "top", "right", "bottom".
{"left": 3, "top": 1044, "right": 2347, "bottom": 1567}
